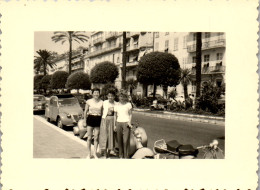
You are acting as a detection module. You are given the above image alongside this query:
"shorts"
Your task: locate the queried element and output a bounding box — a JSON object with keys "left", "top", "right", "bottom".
{"left": 87, "top": 115, "right": 102, "bottom": 127}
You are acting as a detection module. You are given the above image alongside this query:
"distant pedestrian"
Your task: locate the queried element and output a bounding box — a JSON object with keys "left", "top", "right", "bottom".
{"left": 114, "top": 90, "right": 133, "bottom": 158}
{"left": 83, "top": 88, "right": 103, "bottom": 159}
{"left": 99, "top": 88, "right": 117, "bottom": 158}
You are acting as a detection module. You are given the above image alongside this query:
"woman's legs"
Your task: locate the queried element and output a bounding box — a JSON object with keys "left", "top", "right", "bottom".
{"left": 86, "top": 126, "right": 94, "bottom": 159}
{"left": 116, "top": 122, "right": 123, "bottom": 158}
{"left": 122, "top": 123, "right": 130, "bottom": 158}
{"left": 93, "top": 127, "right": 100, "bottom": 158}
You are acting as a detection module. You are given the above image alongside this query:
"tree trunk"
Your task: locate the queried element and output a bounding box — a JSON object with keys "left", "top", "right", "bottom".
{"left": 68, "top": 31, "right": 73, "bottom": 75}
{"left": 184, "top": 84, "right": 188, "bottom": 101}
{"left": 153, "top": 84, "right": 157, "bottom": 98}
{"left": 195, "top": 32, "right": 202, "bottom": 107}
{"left": 43, "top": 62, "right": 46, "bottom": 76}
{"left": 77, "top": 89, "right": 79, "bottom": 94}
{"left": 162, "top": 85, "right": 168, "bottom": 98}
{"left": 130, "top": 87, "right": 133, "bottom": 97}
{"left": 122, "top": 32, "right": 127, "bottom": 89}
{"left": 142, "top": 83, "right": 148, "bottom": 98}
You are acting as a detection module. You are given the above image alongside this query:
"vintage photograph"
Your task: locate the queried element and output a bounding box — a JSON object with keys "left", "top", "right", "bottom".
{"left": 33, "top": 31, "right": 225, "bottom": 159}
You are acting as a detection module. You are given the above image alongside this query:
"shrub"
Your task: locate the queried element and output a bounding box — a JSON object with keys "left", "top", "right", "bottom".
{"left": 51, "top": 71, "right": 69, "bottom": 89}
{"left": 66, "top": 71, "right": 91, "bottom": 92}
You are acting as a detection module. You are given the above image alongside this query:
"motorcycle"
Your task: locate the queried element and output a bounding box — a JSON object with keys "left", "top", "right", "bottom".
{"left": 153, "top": 139, "right": 224, "bottom": 159}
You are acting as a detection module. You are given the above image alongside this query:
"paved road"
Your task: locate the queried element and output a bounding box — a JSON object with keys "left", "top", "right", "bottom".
{"left": 132, "top": 112, "right": 225, "bottom": 158}
{"left": 34, "top": 112, "right": 225, "bottom": 159}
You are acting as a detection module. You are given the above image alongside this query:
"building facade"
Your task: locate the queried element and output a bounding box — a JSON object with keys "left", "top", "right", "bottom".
{"left": 48, "top": 32, "right": 226, "bottom": 98}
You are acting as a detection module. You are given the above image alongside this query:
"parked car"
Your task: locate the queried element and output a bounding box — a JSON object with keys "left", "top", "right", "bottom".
{"left": 33, "top": 94, "right": 46, "bottom": 113}
{"left": 73, "top": 94, "right": 86, "bottom": 111}
{"left": 45, "top": 94, "right": 84, "bottom": 129}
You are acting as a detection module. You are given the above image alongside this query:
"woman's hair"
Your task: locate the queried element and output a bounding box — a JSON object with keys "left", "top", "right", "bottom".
{"left": 107, "top": 88, "right": 116, "bottom": 96}
{"left": 92, "top": 88, "right": 100, "bottom": 94}
{"left": 118, "top": 89, "right": 128, "bottom": 101}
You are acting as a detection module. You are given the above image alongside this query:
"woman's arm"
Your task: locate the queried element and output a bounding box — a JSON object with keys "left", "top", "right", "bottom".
{"left": 114, "top": 111, "right": 117, "bottom": 131}
{"left": 128, "top": 104, "right": 133, "bottom": 128}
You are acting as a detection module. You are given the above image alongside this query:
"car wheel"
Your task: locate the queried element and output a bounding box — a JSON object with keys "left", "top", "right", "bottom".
{"left": 57, "top": 117, "right": 64, "bottom": 129}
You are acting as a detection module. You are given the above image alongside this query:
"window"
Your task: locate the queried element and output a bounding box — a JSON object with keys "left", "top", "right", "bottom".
{"left": 192, "top": 56, "right": 196, "bottom": 63}
{"left": 155, "top": 42, "right": 159, "bottom": 51}
{"left": 205, "top": 32, "right": 210, "bottom": 38}
{"left": 183, "top": 36, "right": 187, "bottom": 49}
{"left": 165, "top": 40, "right": 169, "bottom": 52}
{"left": 155, "top": 32, "right": 159, "bottom": 38}
{"left": 174, "top": 38, "right": 178, "bottom": 51}
{"left": 216, "top": 53, "right": 223, "bottom": 60}
{"left": 193, "top": 33, "right": 197, "bottom": 41}
{"left": 204, "top": 54, "right": 210, "bottom": 62}
{"left": 165, "top": 32, "right": 169, "bottom": 35}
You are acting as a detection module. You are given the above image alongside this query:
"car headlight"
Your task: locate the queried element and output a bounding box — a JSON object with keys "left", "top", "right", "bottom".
{"left": 67, "top": 114, "right": 71, "bottom": 118}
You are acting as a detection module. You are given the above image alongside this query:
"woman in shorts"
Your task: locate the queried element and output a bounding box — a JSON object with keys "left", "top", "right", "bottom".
{"left": 83, "top": 88, "right": 103, "bottom": 159}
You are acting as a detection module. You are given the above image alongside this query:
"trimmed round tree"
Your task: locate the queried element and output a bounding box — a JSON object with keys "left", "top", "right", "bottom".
{"left": 90, "top": 61, "right": 119, "bottom": 84}
{"left": 41, "top": 74, "right": 52, "bottom": 93}
{"left": 137, "top": 52, "right": 181, "bottom": 97}
{"left": 66, "top": 71, "right": 91, "bottom": 93}
{"left": 34, "top": 75, "right": 44, "bottom": 93}
{"left": 51, "top": 71, "right": 69, "bottom": 90}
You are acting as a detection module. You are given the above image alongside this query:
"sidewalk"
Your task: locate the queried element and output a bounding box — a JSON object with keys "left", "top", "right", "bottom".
{"left": 133, "top": 109, "right": 225, "bottom": 126}
{"left": 34, "top": 116, "right": 88, "bottom": 158}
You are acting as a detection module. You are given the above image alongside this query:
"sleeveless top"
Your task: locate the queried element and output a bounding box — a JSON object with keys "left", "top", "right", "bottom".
{"left": 86, "top": 98, "right": 103, "bottom": 116}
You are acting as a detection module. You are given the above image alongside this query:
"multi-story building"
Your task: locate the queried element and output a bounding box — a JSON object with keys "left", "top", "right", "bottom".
{"left": 48, "top": 32, "right": 225, "bottom": 98}
{"left": 186, "top": 32, "right": 226, "bottom": 95}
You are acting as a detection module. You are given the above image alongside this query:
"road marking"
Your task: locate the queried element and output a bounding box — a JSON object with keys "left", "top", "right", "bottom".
{"left": 34, "top": 115, "right": 88, "bottom": 148}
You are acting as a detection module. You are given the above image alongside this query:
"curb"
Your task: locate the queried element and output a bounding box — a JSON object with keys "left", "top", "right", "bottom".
{"left": 133, "top": 111, "right": 225, "bottom": 126}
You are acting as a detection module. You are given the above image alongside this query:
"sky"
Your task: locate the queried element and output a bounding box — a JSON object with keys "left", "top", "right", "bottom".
{"left": 34, "top": 31, "right": 91, "bottom": 56}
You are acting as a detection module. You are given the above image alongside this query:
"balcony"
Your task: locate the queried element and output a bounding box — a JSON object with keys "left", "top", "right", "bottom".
{"left": 87, "top": 43, "right": 122, "bottom": 58}
{"left": 126, "top": 43, "right": 139, "bottom": 53}
{"left": 191, "top": 65, "right": 225, "bottom": 75}
{"left": 120, "top": 61, "right": 138, "bottom": 68}
{"left": 187, "top": 39, "right": 226, "bottom": 52}
{"left": 93, "top": 38, "right": 104, "bottom": 45}
{"left": 106, "top": 32, "right": 118, "bottom": 40}
{"left": 131, "top": 32, "right": 140, "bottom": 37}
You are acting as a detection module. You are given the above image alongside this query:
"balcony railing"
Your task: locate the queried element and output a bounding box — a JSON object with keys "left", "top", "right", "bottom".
{"left": 126, "top": 44, "right": 139, "bottom": 52}
{"left": 88, "top": 43, "right": 122, "bottom": 58}
{"left": 191, "top": 65, "right": 225, "bottom": 75}
{"left": 187, "top": 39, "right": 226, "bottom": 52}
{"left": 93, "top": 38, "right": 104, "bottom": 45}
{"left": 120, "top": 61, "right": 138, "bottom": 67}
{"left": 106, "top": 32, "right": 118, "bottom": 40}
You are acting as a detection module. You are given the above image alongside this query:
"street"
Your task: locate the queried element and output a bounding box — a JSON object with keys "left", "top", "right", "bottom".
{"left": 34, "top": 112, "right": 225, "bottom": 159}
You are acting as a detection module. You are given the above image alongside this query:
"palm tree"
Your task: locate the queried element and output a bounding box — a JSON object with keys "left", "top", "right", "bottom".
{"left": 51, "top": 31, "right": 89, "bottom": 74}
{"left": 126, "top": 78, "right": 138, "bottom": 97}
{"left": 180, "top": 68, "right": 192, "bottom": 101}
{"left": 34, "top": 49, "right": 56, "bottom": 76}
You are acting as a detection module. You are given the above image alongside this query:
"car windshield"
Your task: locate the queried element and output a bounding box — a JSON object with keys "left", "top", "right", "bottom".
{"left": 58, "top": 98, "right": 79, "bottom": 106}
{"left": 34, "top": 96, "right": 45, "bottom": 101}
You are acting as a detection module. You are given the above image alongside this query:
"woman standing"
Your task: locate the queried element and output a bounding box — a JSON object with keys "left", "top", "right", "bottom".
{"left": 83, "top": 88, "right": 103, "bottom": 159}
{"left": 114, "top": 90, "right": 133, "bottom": 158}
{"left": 99, "top": 89, "right": 117, "bottom": 158}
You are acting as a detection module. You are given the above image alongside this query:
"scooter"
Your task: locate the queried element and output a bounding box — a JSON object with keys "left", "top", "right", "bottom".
{"left": 153, "top": 139, "right": 224, "bottom": 159}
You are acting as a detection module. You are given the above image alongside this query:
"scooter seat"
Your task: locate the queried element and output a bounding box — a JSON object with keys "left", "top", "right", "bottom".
{"left": 178, "top": 144, "right": 199, "bottom": 157}
{"left": 166, "top": 140, "right": 182, "bottom": 152}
